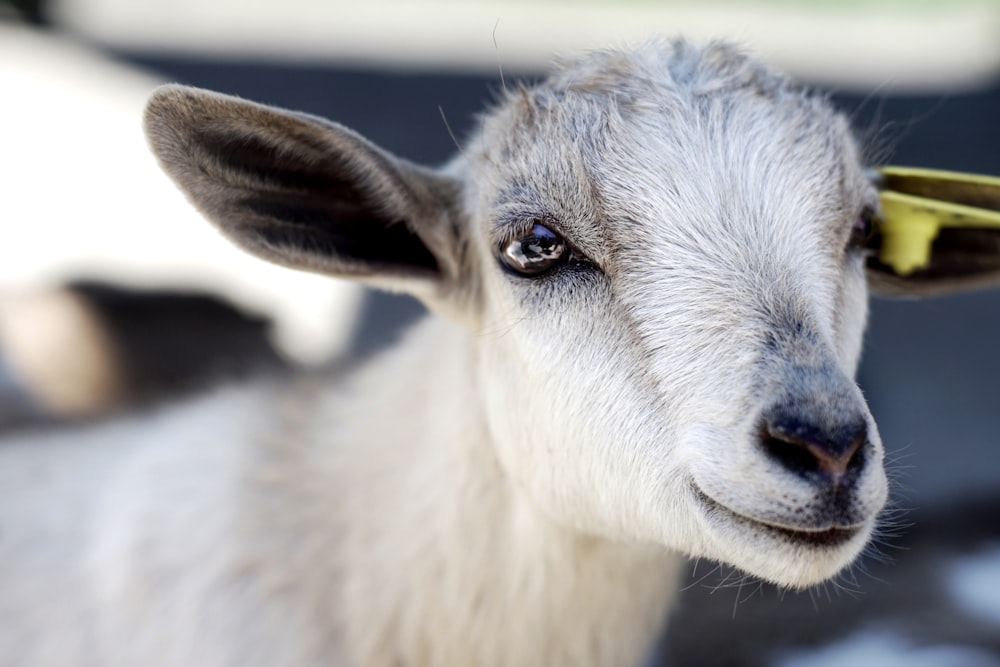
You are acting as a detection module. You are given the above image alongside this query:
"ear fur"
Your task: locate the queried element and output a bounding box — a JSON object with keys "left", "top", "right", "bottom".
{"left": 143, "top": 85, "right": 464, "bottom": 300}
{"left": 866, "top": 227, "right": 1000, "bottom": 297}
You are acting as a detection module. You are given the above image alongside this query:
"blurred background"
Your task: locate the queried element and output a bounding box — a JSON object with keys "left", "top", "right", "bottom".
{"left": 1, "top": 0, "right": 999, "bottom": 665}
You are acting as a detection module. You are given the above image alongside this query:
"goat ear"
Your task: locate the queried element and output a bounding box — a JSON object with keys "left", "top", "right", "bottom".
{"left": 865, "top": 228, "right": 1000, "bottom": 297}
{"left": 143, "top": 85, "right": 463, "bottom": 300}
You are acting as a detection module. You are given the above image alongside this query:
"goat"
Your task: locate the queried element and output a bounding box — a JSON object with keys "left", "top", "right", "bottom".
{"left": 2, "top": 39, "right": 998, "bottom": 667}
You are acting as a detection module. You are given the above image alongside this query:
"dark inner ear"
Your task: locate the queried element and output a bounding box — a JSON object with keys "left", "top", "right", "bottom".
{"left": 239, "top": 195, "right": 440, "bottom": 274}
{"left": 191, "top": 123, "right": 440, "bottom": 276}
{"left": 866, "top": 227, "right": 1000, "bottom": 296}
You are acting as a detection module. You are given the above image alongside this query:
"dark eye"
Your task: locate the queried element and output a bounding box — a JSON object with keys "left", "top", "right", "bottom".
{"left": 848, "top": 207, "right": 876, "bottom": 250}
{"left": 499, "top": 222, "right": 568, "bottom": 276}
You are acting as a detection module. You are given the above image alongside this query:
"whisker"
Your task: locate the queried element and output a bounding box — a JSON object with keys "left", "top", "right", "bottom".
{"left": 438, "top": 106, "right": 465, "bottom": 156}
{"left": 492, "top": 18, "right": 507, "bottom": 94}
{"left": 680, "top": 561, "right": 723, "bottom": 593}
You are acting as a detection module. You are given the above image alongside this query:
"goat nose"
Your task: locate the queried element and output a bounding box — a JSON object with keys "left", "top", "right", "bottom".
{"left": 759, "top": 411, "right": 867, "bottom": 485}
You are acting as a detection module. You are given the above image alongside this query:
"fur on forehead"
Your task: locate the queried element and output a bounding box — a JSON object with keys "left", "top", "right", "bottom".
{"left": 481, "top": 39, "right": 847, "bottom": 149}
{"left": 469, "top": 39, "right": 866, "bottom": 237}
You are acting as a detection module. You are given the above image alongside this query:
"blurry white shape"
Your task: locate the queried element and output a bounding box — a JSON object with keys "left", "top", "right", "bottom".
{"left": 0, "top": 25, "right": 364, "bottom": 365}
{"left": 777, "top": 630, "right": 1000, "bottom": 667}
{"left": 946, "top": 543, "right": 1000, "bottom": 626}
{"left": 48, "top": 0, "right": 1000, "bottom": 92}
{"left": 0, "top": 288, "right": 122, "bottom": 416}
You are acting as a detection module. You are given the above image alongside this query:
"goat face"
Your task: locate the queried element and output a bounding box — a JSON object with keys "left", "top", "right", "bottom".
{"left": 146, "top": 41, "right": 999, "bottom": 591}
{"left": 464, "top": 43, "right": 885, "bottom": 588}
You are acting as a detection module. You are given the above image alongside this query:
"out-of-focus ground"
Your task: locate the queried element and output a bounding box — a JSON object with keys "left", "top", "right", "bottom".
{"left": 1, "top": 1, "right": 999, "bottom": 665}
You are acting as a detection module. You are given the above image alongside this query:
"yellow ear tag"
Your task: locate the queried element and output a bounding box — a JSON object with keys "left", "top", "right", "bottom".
{"left": 874, "top": 167, "right": 1000, "bottom": 275}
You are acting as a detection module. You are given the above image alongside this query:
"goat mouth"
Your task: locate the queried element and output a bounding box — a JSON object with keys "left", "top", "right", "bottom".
{"left": 691, "top": 485, "right": 861, "bottom": 549}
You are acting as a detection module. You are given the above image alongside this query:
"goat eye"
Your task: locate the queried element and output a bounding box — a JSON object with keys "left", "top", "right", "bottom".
{"left": 848, "top": 208, "right": 876, "bottom": 250}
{"left": 500, "top": 223, "right": 568, "bottom": 276}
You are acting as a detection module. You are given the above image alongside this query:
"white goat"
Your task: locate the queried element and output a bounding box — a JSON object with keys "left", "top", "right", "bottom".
{"left": 1, "top": 39, "right": 996, "bottom": 667}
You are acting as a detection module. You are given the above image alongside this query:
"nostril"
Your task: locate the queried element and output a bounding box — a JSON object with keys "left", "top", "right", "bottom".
{"left": 759, "top": 414, "right": 867, "bottom": 484}
{"left": 761, "top": 429, "right": 823, "bottom": 476}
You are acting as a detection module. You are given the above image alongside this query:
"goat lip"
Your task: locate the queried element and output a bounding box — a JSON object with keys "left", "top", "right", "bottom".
{"left": 691, "top": 485, "right": 862, "bottom": 549}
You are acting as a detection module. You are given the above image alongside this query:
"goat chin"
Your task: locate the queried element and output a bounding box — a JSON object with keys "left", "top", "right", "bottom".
{"left": 694, "top": 507, "right": 877, "bottom": 589}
